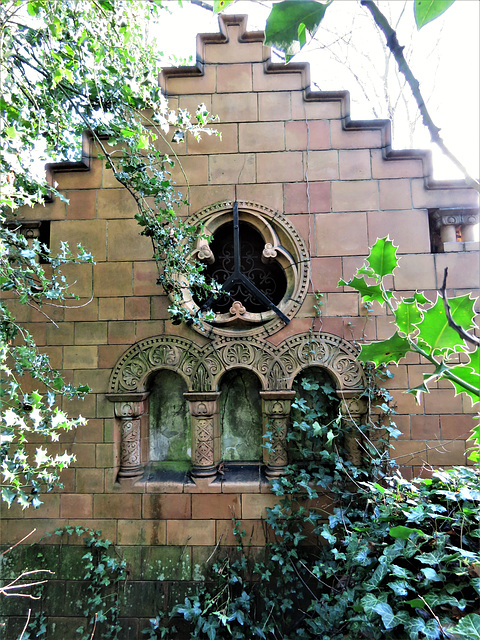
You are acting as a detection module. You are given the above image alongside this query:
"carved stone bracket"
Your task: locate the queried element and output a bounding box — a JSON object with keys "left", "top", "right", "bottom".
{"left": 260, "top": 391, "right": 296, "bottom": 477}
{"left": 431, "top": 208, "right": 479, "bottom": 251}
{"left": 106, "top": 393, "right": 149, "bottom": 478}
{"left": 184, "top": 392, "right": 221, "bottom": 477}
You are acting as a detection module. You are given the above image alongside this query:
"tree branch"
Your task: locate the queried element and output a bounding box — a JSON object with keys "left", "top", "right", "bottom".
{"left": 360, "top": 0, "right": 480, "bottom": 192}
{"left": 440, "top": 267, "right": 480, "bottom": 347}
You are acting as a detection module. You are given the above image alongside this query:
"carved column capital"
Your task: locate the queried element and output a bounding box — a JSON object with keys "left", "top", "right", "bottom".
{"left": 106, "top": 392, "right": 149, "bottom": 479}
{"left": 260, "top": 390, "right": 296, "bottom": 477}
{"left": 184, "top": 392, "right": 220, "bottom": 478}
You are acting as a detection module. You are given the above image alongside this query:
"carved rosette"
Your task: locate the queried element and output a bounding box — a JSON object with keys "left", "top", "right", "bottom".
{"left": 108, "top": 395, "right": 148, "bottom": 478}
{"left": 261, "top": 391, "right": 296, "bottom": 477}
{"left": 184, "top": 392, "right": 220, "bottom": 477}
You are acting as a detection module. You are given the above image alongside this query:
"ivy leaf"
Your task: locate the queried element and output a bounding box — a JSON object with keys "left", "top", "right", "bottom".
{"left": 416, "top": 295, "right": 476, "bottom": 355}
{"left": 359, "top": 332, "right": 410, "bottom": 366}
{"left": 451, "top": 614, "right": 480, "bottom": 639}
{"left": 394, "top": 300, "right": 422, "bottom": 336}
{"left": 389, "top": 525, "right": 424, "bottom": 539}
{"left": 265, "top": 1, "right": 330, "bottom": 62}
{"left": 414, "top": 0, "right": 456, "bottom": 30}
{"left": 213, "top": 0, "right": 235, "bottom": 12}
{"left": 339, "top": 275, "right": 387, "bottom": 304}
{"left": 367, "top": 236, "right": 398, "bottom": 278}
{"left": 372, "top": 602, "right": 402, "bottom": 630}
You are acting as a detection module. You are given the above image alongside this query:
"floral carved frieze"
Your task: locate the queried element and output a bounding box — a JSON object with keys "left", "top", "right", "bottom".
{"left": 108, "top": 331, "right": 365, "bottom": 395}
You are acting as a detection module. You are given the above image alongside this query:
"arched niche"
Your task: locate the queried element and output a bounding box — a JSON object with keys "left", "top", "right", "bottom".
{"left": 219, "top": 368, "right": 263, "bottom": 462}
{"left": 148, "top": 370, "right": 191, "bottom": 465}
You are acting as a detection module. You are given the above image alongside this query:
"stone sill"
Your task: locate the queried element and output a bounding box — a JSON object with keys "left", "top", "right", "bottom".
{"left": 443, "top": 241, "right": 480, "bottom": 252}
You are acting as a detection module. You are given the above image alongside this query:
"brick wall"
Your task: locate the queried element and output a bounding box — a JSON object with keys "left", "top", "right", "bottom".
{"left": 1, "top": 14, "right": 478, "bottom": 638}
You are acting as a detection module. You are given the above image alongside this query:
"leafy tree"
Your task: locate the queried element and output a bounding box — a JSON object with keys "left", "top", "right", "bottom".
{"left": 0, "top": 0, "right": 216, "bottom": 507}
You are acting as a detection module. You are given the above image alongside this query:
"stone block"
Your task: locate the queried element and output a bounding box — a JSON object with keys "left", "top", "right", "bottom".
{"left": 435, "top": 252, "right": 480, "bottom": 290}
{"left": 371, "top": 150, "right": 424, "bottom": 179}
{"left": 74, "top": 321, "right": 107, "bottom": 345}
{"left": 427, "top": 440, "right": 466, "bottom": 466}
{"left": 212, "top": 92, "right": 258, "bottom": 123}
{"left": 96, "top": 443, "right": 116, "bottom": 468}
{"left": 53, "top": 159, "right": 103, "bottom": 190}
{"left": 216, "top": 63, "right": 252, "bottom": 92}
{"left": 410, "top": 415, "right": 440, "bottom": 440}
{"left": 50, "top": 219, "right": 107, "bottom": 261}
{"left": 188, "top": 184, "right": 236, "bottom": 212}
{"left": 60, "top": 494, "right": 93, "bottom": 518}
{"left": 291, "top": 93, "right": 343, "bottom": 120}
{"left": 166, "top": 65, "right": 216, "bottom": 94}
{"left": 216, "top": 519, "right": 266, "bottom": 546}
{"left": 253, "top": 63, "right": 303, "bottom": 92}
{"left": 339, "top": 149, "right": 371, "bottom": 180}
{"left": 411, "top": 179, "right": 479, "bottom": 208}
{"left": 256, "top": 151, "right": 303, "bottom": 183}
{"left": 393, "top": 253, "right": 436, "bottom": 291}
{"left": 166, "top": 520, "right": 215, "bottom": 545}
{"left": 305, "top": 150, "right": 339, "bottom": 181}
{"left": 117, "top": 520, "right": 166, "bottom": 546}
{"left": 142, "top": 494, "right": 192, "bottom": 520}
{"left": 332, "top": 180, "right": 379, "bottom": 212}
{"left": 209, "top": 153, "right": 255, "bottom": 184}
{"left": 310, "top": 257, "right": 342, "bottom": 292}
{"left": 316, "top": 212, "right": 368, "bottom": 256}
{"left": 241, "top": 493, "right": 278, "bottom": 519}
{"left": 424, "top": 388, "right": 463, "bottom": 414}
{"left": 192, "top": 494, "right": 240, "bottom": 519}
{"left": 236, "top": 183, "right": 284, "bottom": 212}
{"left": 76, "top": 468, "right": 105, "bottom": 493}
{"left": 390, "top": 440, "right": 427, "bottom": 466}
{"left": 379, "top": 179, "right": 412, "bottom": 210}
{"left": 368, "top": 210, "right": 430, "bottom": 253}
{"left": 204, "top": 33, "right": 267, "bottom": 64}
{"left": 64, "top": 298, "right": 98, "bottom": 322}
{"left": 94, "top": 262, "right": 133, "bottom": 297}
{"left": 98, "top": 344, "right": 127, "bottom": 369}
{"left": 59, "top": 263, "right": 93, "bottom": 298}
{"left": 285, "top": 120, "right": 330, "bottom": 151}
{"left": 142, "top": 546, "right": 192, "bottom": 580}
{"left": 96, "top": 188, "right": 138, "bottom": 219}
{"left": 239, "top": 121, "right": 284, "bottom": 152}
{"left": 98, "top": 297, "right": 125, "bottom": 321}
{"left": 93, "top": 494, "right": 141, "bottom": 519}
{"left": 178, "top": 93, "right": 212, "bottom": 115}
{"left": 258, "top": 91, "right": 291, "bottom": 121}
{"left": 169, "top": 155, "right": 208, "bottom": 185}
{"left": 23, "top": 494, "right": 60, "bottom": 519}
{"left": 65, "top": 189, "right": 97, "bottom": 219}
{"left": 63, "top": 345, "right": 98, "bottom": 369}
{"left": 441, "top": 414, "right": 477, "bottom": 440}
{"left": 124, "top": 296, "right": 150, "bottom": 320}
{"left": 134, "top": 261, "right": 163, "bottom": 297}
{"left": 107, "top": 219, "right": 152, "bottom": 262}
{"left": 187, "top": 123, "right": 238, "bottom": 155}
{"left": 326, "top": 292, "right": 359, "bottom": 316}
{"left": 330, "top": 120, "right": 383, "bottom": 149}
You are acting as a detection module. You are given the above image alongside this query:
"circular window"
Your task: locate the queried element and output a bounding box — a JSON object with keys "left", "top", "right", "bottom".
{"left": 176, "top": 201, "right": 310, "bottom": 337}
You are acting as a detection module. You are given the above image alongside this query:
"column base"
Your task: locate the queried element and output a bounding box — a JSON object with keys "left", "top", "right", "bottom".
{"left": 265, "top": 465, "right": 286, "bottom": 478}
{"left": 117, "top": 466, "right": 144, "bottom": 478}
{"left": 191, "top": 465, "right": 218, "bottom": 478}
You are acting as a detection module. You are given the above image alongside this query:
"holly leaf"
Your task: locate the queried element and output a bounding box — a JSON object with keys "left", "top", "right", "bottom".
{"left": 395, "top": 301, "right": 422, "bottom": 336}
{"left": 414, "top": 0, "right": 456, "bottom": 30}
{"left": 359, "top": 332, "right": 410, "bottom": 366}
{"left": 213, "top": 0, "right": 235, "bottom": 12}
{"left": 451, "top": 614, "right": 480, "bottom": 639}
{"left": 416, "top": 295, "right": 476, "bottom": 355}
{"left": 367, "top": 237, "right": 398, "bottom": 278}
{"left": 339, "top": 275, "right": 386, "bottom": 304}
{"left": 265, "top": 1, "right": 330, "bottom": 62}
{"left": 447, "top": 365, "right": 480, "bottom": 405}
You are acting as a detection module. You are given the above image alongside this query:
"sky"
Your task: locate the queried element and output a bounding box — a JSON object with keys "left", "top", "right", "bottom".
{"left": 155, "top": 0, "right": 480, "bottom": 183}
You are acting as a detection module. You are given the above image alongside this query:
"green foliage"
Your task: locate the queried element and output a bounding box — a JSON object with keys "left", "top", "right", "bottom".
{"left": 414, "top": 0, "right": 456, "bottom": 30}
{"left": 341, "top": 236, "right": 480, "bottom": 450}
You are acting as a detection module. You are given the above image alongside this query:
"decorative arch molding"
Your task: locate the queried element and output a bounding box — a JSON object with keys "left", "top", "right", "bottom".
{"left": 107, "top": 331, "right": 367, "bottom": 478}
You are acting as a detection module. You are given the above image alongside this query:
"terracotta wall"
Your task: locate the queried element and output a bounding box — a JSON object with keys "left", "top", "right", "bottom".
{"left": 1, "top": 15, "right": 478, "bottom": 638}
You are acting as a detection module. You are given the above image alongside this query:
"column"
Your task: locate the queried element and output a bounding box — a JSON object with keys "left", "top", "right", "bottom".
{"left": 107, "top": 393, "right": 148, "bottom": 478}
{"left": 184, "top": 392, "right": 220, "bottom": 478}
{"left": 260, "top": 390, "right": 296, "bottom": 478}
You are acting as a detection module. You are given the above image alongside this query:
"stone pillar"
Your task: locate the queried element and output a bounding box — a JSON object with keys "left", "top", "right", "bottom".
{"left": 106, "top": 393, "right": 148, "bottom": 478}
{"left": 260, "top": 390, "right": 296, "bottom": 477}
{"left": 184, "top": 392, "right": 220, "bottom": 478}
{"left": 337, "top": 391, "right": 367, "bottom": 466}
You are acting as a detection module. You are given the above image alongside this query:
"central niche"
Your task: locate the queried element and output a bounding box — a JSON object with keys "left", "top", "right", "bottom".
{"left": 220, "top": 369, "right": 262, "bottom": 461}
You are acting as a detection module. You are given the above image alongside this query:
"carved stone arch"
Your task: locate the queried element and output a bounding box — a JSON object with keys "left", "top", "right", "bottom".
{"left": 276, "top": 332, "right": 366, "bottom": 392}
{"left": 108, "top": 335, "right": 203, "bottom": 393}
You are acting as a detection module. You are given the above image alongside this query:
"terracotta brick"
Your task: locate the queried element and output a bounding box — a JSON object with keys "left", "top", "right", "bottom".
{"left": 326, "top": 292, "right": 359, "bottom": 316}
{"left": 407, "top": 363, "right": 436, "bottom": 388}
{"left": 187, "top": 123, "right": 238, "bottom": 155}
{"left": 136, "top": 320, "right": 166, "bottom": 342}
{"left": 169, "top": 155, "right": 209, "bottom": 185}
{"left": 22, "top": 322, "right": 46, "bottom": 346}
{"left": 99, "top": 344, "right": 127, "bottom": 369}
{"left": 188, "top": 184, "right": 236, "bottom": 212}
{"left": 150, "top": 295, "right": 170, "bottom": 320}
{"left": 65, "top": 189, "right": 96, "bottom": 219}
{"left": 50, "top": 219, "right": 107, "bottom": 261}
{"left": 392, "top": 388, "right": 424, "bottom": 415}
{"left": 342, "top": 316, "right": 377, "bottom": 341}
{"left": 74, "top": 321, "right": 107, "bottom": 345}
{"left": 23, "top": 493, "right": 60, "bottom": 518}
{"left": 166, "top": 519, "right": 215, "bottom": 545}
{"left": 124, "top": 297, "right": 150, "bottom": 320}
{"left": 216, "top": 519, "right": 266, "bottom": 546}
{"left": 410, "top": 415, "right": 440, "bottom": 440}
{"left": 204, "top": 32, "right": 267, "bottom": 64}
{"left": 257, "top": 151, "right": 303, "bottom": 183}
{"left": 304, "top": 150, "right": 339, "bottom": 181}
{"left": 391, "top": 440, "right": 427, "bottom": 466}
{"left": 242, "top": 493, "right": 278, "bottom": 519}
{"left": 392, "top": 253, "right": 436, "bottom": 291}
{"left": 60, "top": 494, "right": 93, "bottom": 518}
{"left": 143, "top": 494, "right": 191, "bottom": 519}
{"left": 6, "top": 519, "right": 64, "bottom": 545}
{"left": 107, "top": 321, "right": 136, "bottom": 345}
{"left": 441, "top": 414, "right": 477, "bottom": 440}
{"left": 266, "top": 318, "right": 314, "bottom": 346}
{"left": 63, "top": 345, "right": 98, "bottom": 369}
{"left": 178, "top": 93, "right": 212, "bottom": 115}
{"left": 252, "top": 63, "right": 304, "bottom": 92}
{"left": 367, "top": 210, "right": 430, "bottom": 253}
{"left": 332, "top": 181, "right": 379, "bottom": 212}
{"left": 316, "top": 212, "right": 368, "bottom": 256}
{"left": 291, "top": 93, "right": 343, "bottom": 120}
{"left": 209, "top": 153, "right": 255, "bottom": 184}
{"left": 96, "top": 443, "right": 116, "bottom": 468}
{"left": 427, "top": 440, "right": 466, "bottom": 466}
{"left": 435, "top": 252, "right": 480, "bottom": 290}
{"left": 134, "top": 261, "right": 164, "bottom": 297}
{"left": 117, "top": 520, "right": 166, "bottom": 545}
{"left": 390, "top": 414, "right": 410, "bottom": 439}
{"left": 310, "top": 257, "right": 342, "bottom": 292}
{"left": 212, "top": 92, "right": 258, "bottom": 123}
{"left": 330, "top": 120, "right": 383, "bottom": 149}
{"left": 53, "top": 158, "right": 103, "bottom": 190}
{"left": 338, "top": 149, "right": 371, "bottom": 181}
{"left": 64, "top": 298, "right": 99, "bottom": 322}
{"left": 424, "top": 388, "right": 463, "bottom": 414}
{"left": 72, "top": 417, "right": 104, "bottom": 440}
{"left": 216, "top": 63, "right": 252, "bottom": 92}
{"left": 285, "top": 120, "right": 330, "bottom": 151}
{"left": 239, "top": 122, "right": 284, "bottom": 152}
{"left": 371, "top": 150, "right": 424, "bottom": 179}
{"left": 59, "top": 263, "right": 93, "bottom": 298}
{"left": 379, "top": 179, "right": 413, "bottom": 210}
{"left": 94, "top": 494, "right": 141, "bottom": 519}
{"left": 107, "top": 219, "right": 152, "bottom": 261}
{"left": 192, "top": 494, "right": 240, "bottom": 519}
{"left": 94, "top": 262, "right": 133, "bottom": 297}
{"left": 96, "top": 187, "right": 138, "bottom": 219}
{"left": 236, "top": 183, "right": 284, "bottom": 212}
{"left": 99, "top": 297, "right": 125, "bottom": 321}
{"left": 259, "top": 91, "right": 291, "bottom": 121}
{"left": 166, "top": 65, "right": 216, "bottom": 94}
{"left": 411, "top": 179, "right": 478, "bottom": 208}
